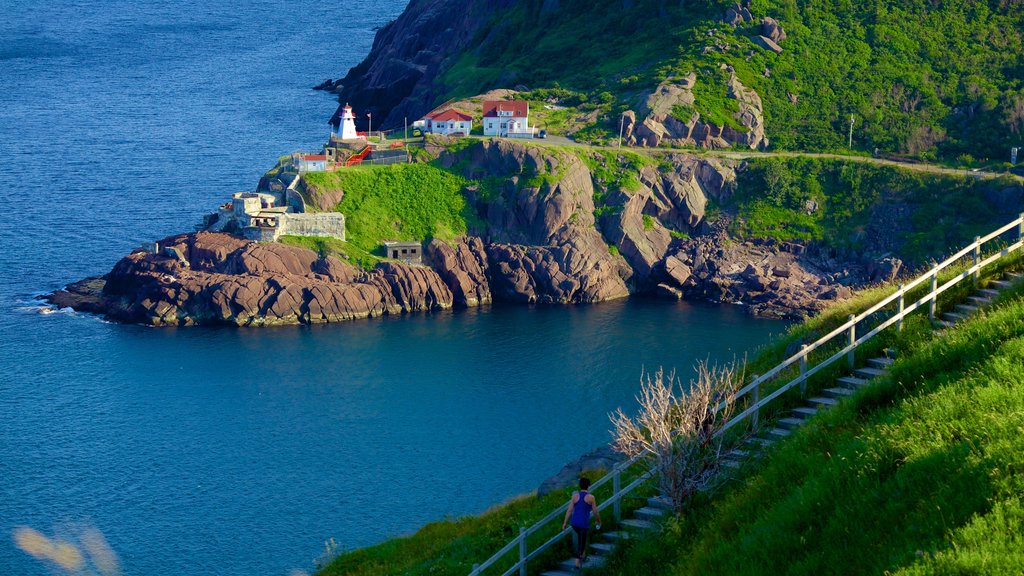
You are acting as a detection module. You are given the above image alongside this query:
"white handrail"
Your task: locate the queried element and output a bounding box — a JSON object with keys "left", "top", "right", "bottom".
{"left": 469, "top": 213, "right": 1024, "bottom": 575}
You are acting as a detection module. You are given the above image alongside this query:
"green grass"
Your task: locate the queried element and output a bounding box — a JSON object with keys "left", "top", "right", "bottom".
{"left": 728, "top": 157, "right": 1019, "bottom": 264}
{"left": 599, "top": 266, "right": 1024, "bottom": 575}
{"left": 301, "top": 164, "right": 480, "bottom": 267}
{"left": 422, "top": 0, "right": 1024, "bottom": 161}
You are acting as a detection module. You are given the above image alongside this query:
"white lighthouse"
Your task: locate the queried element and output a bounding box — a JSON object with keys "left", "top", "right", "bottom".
{"left": 339, "top": 104, "right": 360, "bottom": 140}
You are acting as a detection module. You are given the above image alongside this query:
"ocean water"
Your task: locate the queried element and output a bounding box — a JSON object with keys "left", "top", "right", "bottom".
{"left": 0, "top": 2, "right": 786, "bottom": 575}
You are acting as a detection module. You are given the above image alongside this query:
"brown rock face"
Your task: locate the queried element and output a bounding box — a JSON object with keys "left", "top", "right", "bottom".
{"left": 442, "top": 140, "right": 632, "bottom": 302}
{"left": 50, "top": 232, "right": 456, "bottom": 326}
{"left": 424, "top": 237, "right": 492, "bottom": 307}
{"left": 656, "top": 224, "right": 865, "bottom": 319}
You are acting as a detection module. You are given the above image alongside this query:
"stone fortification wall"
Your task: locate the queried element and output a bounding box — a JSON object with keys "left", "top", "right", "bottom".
{"left": 280, "top": 213, "right": 346, "bottom": 241}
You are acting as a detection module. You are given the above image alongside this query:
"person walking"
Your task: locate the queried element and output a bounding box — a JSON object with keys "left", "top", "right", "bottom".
{"left": 562, "top": 477, "right": 602, "bottom": 570}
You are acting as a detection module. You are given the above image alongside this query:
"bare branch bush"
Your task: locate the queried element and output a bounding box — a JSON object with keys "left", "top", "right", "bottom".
{"left": 609, "top": 360, "right": 747, "bottom": 512}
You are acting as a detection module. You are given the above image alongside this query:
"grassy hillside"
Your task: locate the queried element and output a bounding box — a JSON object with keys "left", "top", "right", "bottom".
{"left": 293, "top": 164, "right": 478, "bottom": 268}
{"left": 600, "top": 273, "right": 1024, "bottom": 575}
{"left": 727, "top": 157, "right": 1022, "bottom": 263}
{"left": 435, "top": 0, "right": 1024, "bottom": 161}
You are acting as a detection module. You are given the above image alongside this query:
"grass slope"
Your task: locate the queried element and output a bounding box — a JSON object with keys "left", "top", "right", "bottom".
{"left": 728, "top": 157, "right": 1021, "bottom": 263}
{"left": 296, "top": 164, "right": 477, "bottom": 268}
{"left": 433, "top": 0, "right": 1024, "bottom": 161}
{"left": 600, "top": 277, "right": 1024, "bottom": 575}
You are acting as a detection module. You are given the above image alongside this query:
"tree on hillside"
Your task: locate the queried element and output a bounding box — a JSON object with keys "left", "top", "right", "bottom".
{"left": 610, "top": 362, "right": 747, "bottom": 512}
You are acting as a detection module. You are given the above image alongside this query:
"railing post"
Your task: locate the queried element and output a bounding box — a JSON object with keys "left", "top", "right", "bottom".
{"left": 751, "top": 374, "right": 760, "bottom": 430}
{"left": 613, "top": 469, "right": 621, "bottom": 522}
{"left": 799, "top": 345, "right": 808, "bottom": 397}
{"left": 929, "top": 272, "right": 938, "bottom": 320}
{"left": 847, "top": 314, "right": 856, "bottom": 369}
{"left": 896, "top": 284, "right": 905, "bottom": 333}
{"left": 1019, "top": 213, "right": 1024, "bottom": 242}
{"left": 519, "top": 527, "right": 527, "bottom": 576}
{"left": 973, "top": 236, "right": 982, "bottom": 284}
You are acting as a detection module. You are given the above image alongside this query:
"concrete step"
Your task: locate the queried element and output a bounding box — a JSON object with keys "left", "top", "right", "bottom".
{"left": 867, "top": 357, "right": 895, "bottom": 369}
{"left": 808, "top": 396, "right": 839, "bottom": 408}
{"left": 955, "top": 303, "right": 979, "bottom": 314}
{"left": 591, "top": 542, "right": 616, "bottom": 554}
{"left": 767, "top": 427, "right": 791, "bottom": 439}
{"left": 745, "top": 437, "right": 775, "bottom": 448}
{"left": 942, "top": 312, "right": 967, "bottom": 323}
{"left": 777, "top": 417, "right": 805, "bottom": 430}
{"left": 837, "top": 376, "right": 869, "bottom": 389}
{"left": 1007, "top": 272, "right": 1023, "bottom": 280}
{"left": 647, "top": 496, "right": 672, "bottom": 510}
{"left": 854, "top": 366, "right": 887, "bottom": 379}
{"left": 722, "top": 459, "right": 742, "bottom": 469}
{"left": 621, "top": 518, "right": 657, "bottom": 531}
{"left": 541, "top": 570, "right": 576, "bottom": 576}
{"left": 823, "top": 386, "right": 855, "bottom": 399}
{"left": 978, "top": 288, "right": 1000, "bottom": 298}
{"left": 558, "top": 555, "right": 606, "bottom": 571}
{"left": 967, "top": 296, "right": 993, "bottom": 306}
{"left": 990, "top": 280, "right": 1012, "bottom": 289}
{"left": 634, "top": 506, "right": 666, "bottom": 519}
{"left": 602, "top": 531, "right": 630, "bottom": 541}
{"left": 792, "top": 406, "right": 820, "bottom": 420}
{"left": 935, "top": 319, "right": 955, "bottom": 329}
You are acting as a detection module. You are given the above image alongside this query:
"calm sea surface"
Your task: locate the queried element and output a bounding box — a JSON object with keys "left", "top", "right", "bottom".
{"left": 0, "top": 2, "right": 786, "bottom": 574}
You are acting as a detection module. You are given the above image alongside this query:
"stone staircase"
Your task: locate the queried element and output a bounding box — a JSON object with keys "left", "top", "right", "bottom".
{"left": 540, "top": 496, "right": 670, "bottom": 575}
{"left": 537, "top": 270, "right": 1022, "bottom": 575}
{"left": 722, "top": 269, "right": 1022, "bottom": 469}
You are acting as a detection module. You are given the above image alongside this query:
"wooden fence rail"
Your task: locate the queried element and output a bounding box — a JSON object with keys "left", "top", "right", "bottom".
{"left": 469, "top": 213, "right": 1024, "bottom": 576}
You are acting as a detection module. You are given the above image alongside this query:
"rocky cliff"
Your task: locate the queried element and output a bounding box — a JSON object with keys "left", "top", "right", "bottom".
{"left": 47, "top": 140, "right": 872, "bottom": 326}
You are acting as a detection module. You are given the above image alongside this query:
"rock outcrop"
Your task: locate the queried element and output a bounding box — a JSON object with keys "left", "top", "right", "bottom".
{"left": 599, "top": 154, "right": 737, "bottom": 285}
{"left": 424, "top": 236, "right": 492, "bottom": 307}
{"left": 442, "top": 140, "right": 633, "bottom": 302}
{"left": 629, "top": 71, "right": 767, "bottom": 150}
{"left": 49, "top": 232, "right": 457, "bottom": 326}
{"left": 652, "top": 224, "right": 864, "bottom": 319}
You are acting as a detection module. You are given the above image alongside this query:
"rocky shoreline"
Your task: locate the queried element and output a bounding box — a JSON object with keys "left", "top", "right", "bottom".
{"left": 45, "top": 140, "right": 883, "bottom": 326}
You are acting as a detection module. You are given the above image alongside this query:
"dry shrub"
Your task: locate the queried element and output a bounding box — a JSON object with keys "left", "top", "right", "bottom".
{"left": 610, "top": 361, "right": 746, "bottom": 512}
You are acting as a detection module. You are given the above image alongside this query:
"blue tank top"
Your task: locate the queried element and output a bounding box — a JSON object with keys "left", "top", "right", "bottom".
{"left": 570, "top": 491, "right": 591, "bottom": 528}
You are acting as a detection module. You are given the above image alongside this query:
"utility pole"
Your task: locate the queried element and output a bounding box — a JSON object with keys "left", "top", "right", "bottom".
{"left": 367, "top": 112, "right": 372, "bottom": 142}
{"left": 618, "top": 114, "right": 625, "bottom": 148}
{"left": 848, "top": 114, "right": 855, "bottom": 149}
{"left": 404, "top": 117, "right": 408, "bottom": 141}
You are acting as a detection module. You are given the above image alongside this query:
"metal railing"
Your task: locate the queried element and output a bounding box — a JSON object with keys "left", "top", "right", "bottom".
{"left": 469, "top": 213, "right": 1024, "bottom": 576}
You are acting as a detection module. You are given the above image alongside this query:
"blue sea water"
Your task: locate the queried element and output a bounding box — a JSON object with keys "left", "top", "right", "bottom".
{"left": 0, "top": 2, "right": 787, "bottom": 575}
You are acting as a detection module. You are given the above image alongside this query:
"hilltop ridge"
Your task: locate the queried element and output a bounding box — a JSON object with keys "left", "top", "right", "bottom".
{"left": 323, "top": 0, "right": 1024, "bottom": 162}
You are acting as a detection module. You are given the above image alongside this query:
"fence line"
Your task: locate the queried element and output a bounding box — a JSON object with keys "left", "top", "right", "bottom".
{"left": 469, "top": 213, "right": 1024, "bottom": 576}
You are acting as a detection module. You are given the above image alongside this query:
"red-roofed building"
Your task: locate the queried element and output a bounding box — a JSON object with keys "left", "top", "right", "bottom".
{"left": 424, "top": 109, "right": 473, "bottom": 136}
{"left": 294, "top": 153, "right": 328, "bottom": 172}
{"left": 482, "top": 100, "right": 532, "bottom": 137}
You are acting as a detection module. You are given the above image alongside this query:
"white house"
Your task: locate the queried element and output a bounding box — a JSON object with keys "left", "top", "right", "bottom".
{"left": 294, "top": 153, "right": 328, "bottom": 172}
{"left": 482, "top": 100, "right": 532, "bottom": 137}
{"left": 424, "top": 109, "right": 473, "bottom": 136}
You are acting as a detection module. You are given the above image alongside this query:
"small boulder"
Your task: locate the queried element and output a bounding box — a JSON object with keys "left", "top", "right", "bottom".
{"left": 750, "top": 35, "right": 783, "bottom": 54}
{"left": 761, "top": 17, "right": 787, "bottom": 43}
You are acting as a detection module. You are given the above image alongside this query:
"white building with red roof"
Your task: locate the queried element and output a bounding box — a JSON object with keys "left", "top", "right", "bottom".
{"left": 482, "top": 100, "right": 532, "bottom": 138}
{"left": 424, "top": 109, "right": 473, "bottom": 136}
